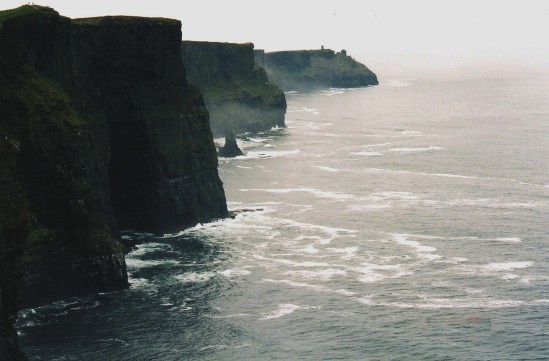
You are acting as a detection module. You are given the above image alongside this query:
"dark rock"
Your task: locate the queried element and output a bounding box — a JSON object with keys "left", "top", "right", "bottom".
{"left": 0, "top": 5, "right": 228, "bottom": 356}
{"left": 257, "top": 48, "right": 379, "bottom": 91}
{"left": 181, "top": 41, "right": 287, "bottom": 136}
{"left": 0, "top": 135, "right": 28, "bottom": 360}
{"left": 218, "top": 132, "right": 244, "bottom": 158}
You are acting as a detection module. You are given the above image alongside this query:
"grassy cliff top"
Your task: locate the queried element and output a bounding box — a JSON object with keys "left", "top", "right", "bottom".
{"left": 0, "top": 5, "right": 57, "bottom": 25}
{"left": 261, "top": 48, "right": 378, "bottom": 90}
{"left": 182, "top": 40, "right": 254, "bottom": 48}
{"left": 0, "top": 5, "right": 180, "bottom": 28}
{"left": 73, "top": 15, "right": 180, "bottom": 26}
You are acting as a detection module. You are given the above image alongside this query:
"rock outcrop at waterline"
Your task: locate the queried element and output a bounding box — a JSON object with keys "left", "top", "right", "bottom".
{"left": 181, "top": 41, "right": 287, "bottom": 136}
{"left": 255, "top": 48, "right": 378, "bottom": 91}
{"left": 0, "top": 5, "right": 228, "bottom": 357}
{"left": 218, "top": 132, "right": 244, "bottom": 158}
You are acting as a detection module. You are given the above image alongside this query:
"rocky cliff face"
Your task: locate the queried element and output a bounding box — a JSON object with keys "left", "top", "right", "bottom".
{"left": 0, "top": 6, "right": 228, "bottom": 357}
{"left": 181, "top": 41, "right": 286, "bottom": 136}
{"left": 0, "top": 135, "right": 27, "bottom": 361}
{"left": 72, "top": 18, "right": 227, "bottom": 233}
{"left": 257, "top": 48, "right": 379, "bottom": 91}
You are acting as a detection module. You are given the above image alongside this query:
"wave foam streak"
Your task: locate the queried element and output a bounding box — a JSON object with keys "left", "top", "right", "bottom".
{"left": 169, "top": 205, "right": 547, "bottom": 314}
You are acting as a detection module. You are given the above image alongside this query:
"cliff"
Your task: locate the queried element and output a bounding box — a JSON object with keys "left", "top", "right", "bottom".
{"left": 181, "top": 41, "right": 286, "bottom": 136}
{"left": 0, "top": 6, "right": 228, "bottom": 357}
{"left": 257, "top": 48, "right": 379, "bottom": 91}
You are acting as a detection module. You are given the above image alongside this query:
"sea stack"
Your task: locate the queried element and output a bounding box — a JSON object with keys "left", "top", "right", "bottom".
{"left": 218, "top": 132, "right": 244, "bottom": 158}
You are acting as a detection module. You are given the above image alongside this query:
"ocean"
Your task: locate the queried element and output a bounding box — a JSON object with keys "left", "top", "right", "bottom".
{"left": 17, "top": 65, "right": 549, "bottom": 360}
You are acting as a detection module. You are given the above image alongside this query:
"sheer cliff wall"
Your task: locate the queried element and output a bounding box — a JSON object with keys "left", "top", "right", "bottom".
{"left": 0, "top": 6, "right": 228, "bottom": 358}
{"left": 181, "top": 41, "right": 286, "bottom": 136}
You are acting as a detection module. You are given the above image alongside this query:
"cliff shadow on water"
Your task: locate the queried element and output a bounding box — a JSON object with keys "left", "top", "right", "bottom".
{"left": 0, "top": 5, "right": 228, "bottom": 358}
{"left": 181, "top": 41, "right": 287, "bottom": 137}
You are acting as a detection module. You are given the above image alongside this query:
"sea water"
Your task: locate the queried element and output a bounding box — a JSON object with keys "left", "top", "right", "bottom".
{"left": 17, "top": 66, "right": 549, "bottom": 360}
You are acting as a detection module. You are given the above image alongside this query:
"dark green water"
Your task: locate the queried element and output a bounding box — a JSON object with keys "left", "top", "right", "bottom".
{"left": 18, "top": 66, "right": 549, "bottom": 360}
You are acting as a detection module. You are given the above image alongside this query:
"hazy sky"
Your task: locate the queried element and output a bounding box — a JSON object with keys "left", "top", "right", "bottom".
{"left": 3, "top": 0, "right": 549, "bottom": 72}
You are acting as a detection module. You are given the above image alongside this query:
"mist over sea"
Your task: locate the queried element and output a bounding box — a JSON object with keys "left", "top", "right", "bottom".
{"left": 17, "top": 65, "right": 549, "bottom": 360}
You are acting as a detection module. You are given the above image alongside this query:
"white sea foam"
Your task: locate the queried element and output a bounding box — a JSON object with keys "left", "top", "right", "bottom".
{"left": 260, "top": 304, "right": 301, "bottom": 320}
{"left": 357, "top": 272, "right": 385, "bottom": 283}
{"left": 263, "top": 187, "right": 354, "bottom": 200}
{"left": 380, "top": 296, "right": 549, "bottom": 310}
{"left": 253, "top": 254, "right": 330, "bottom": 268}
{"left": 326, "top": 247, "right": 359, "bottom": 259}
{"left": 364, "top": 167, "right": 478, "bottom": 181}
{"left": 294, "top": 244, "right": 321, "bottom": 254}
{"left": 417, "top": 299, "right": 523, "bottom": 309}
{"left": 392, "top": 234, "right": 439, "bottom": 260}
{"left": 128, "top": 278, "right": 151, "bottom": 289}
{"left": 349, "top": 204, "right": 393, "bottom": 211}
{"left": 239, "top": 149, "right": 300, "bottom": 159}
{"left": 494, "top": 237, "right": 522, "bottom": 243}
{"left": 360, "top": 142, "right": 392, "bottom": 148}
{"left": 482, "top": 261, "right": 533, "bottom": 271}
{"left": 128, "top": 242, "right": 171, "bottom": 256}
{"left": 160, "top": 299, "right": 174, "bottom": 306}
{"left": 174, "top": 272, "right": 216, "bottom": 283}
{"left": 394, "top": 236, "right": 437, "bottom": 252}
{"left": 446, "top": 199, "right": 542, "bottom": 209}
{"left": 287, "top": 107, "right": 319, "bottom": 113}
{"left": 125, "top": 258, "right": 178, "bottom": 269}
{"left": 283, "top": 268, "right": 347, "bottom": 281}
{"left": 370, "top": 191, "right": 419, "bottom": 201}
{"left": 390, "top": 146, "right": 444, "bottom": 152}
{"left": 314, "top": 165, "right": 344, "bottom": 172}
{"left": 350, "top": 151, "right": 384, "bottom": 157}
{"left": 457, "top": 261, "right": 534, "bottom": 283}
{"left": 336, "top": 289, "right": 359, "bottom": 296}
{"left": 429, "top": 173, "right": 478, "bottom": 179}
{"left": 304, "top": 132, "right": 343, "bottom": 138}
{"left": 98, "top": 338, "right": 129, "bottom": 346}
{"left": 357, "top": 297, "right": 374, "bottom": 305}
{"left": 262, "top": 279, "right": 331, "bottom": 293}
{"left": 449, "top": 257, "right": 469, "bottom": 263}
{"left": 219, "top": 269, "right": 251, "bottom": 278}
{"left": 279, "top": 218, "right": 357, "bottom": 238}
{"left": 320, "top": 91, "right": 344, "bottom": 97}
{"left": 247, "top": 137, "right": 269, "bottom": 143}
{"left": 206, "top": 313, "right": 252, "bottom": 319}
{"left": 353, "top": 262, "right": 410, "bottom": 283}
{"left": 200, "top": 342, "right": 252, "bottom": 351}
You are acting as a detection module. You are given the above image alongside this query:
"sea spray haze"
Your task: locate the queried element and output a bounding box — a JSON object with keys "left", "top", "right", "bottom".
{"left": 17, "top": 65, "right": 549, "bottom": 360}
{"left": 181, "top": 41, "right": 286, "bottom": 136}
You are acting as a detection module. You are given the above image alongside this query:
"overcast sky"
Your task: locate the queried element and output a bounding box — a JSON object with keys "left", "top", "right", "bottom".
{"left": 3, "top": 0, "right": 549, "bottom": 73}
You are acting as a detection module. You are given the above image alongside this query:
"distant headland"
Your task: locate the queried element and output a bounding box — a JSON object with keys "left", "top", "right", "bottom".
{"left": 255, "top": 47, "right": 379, "bottom": 91}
